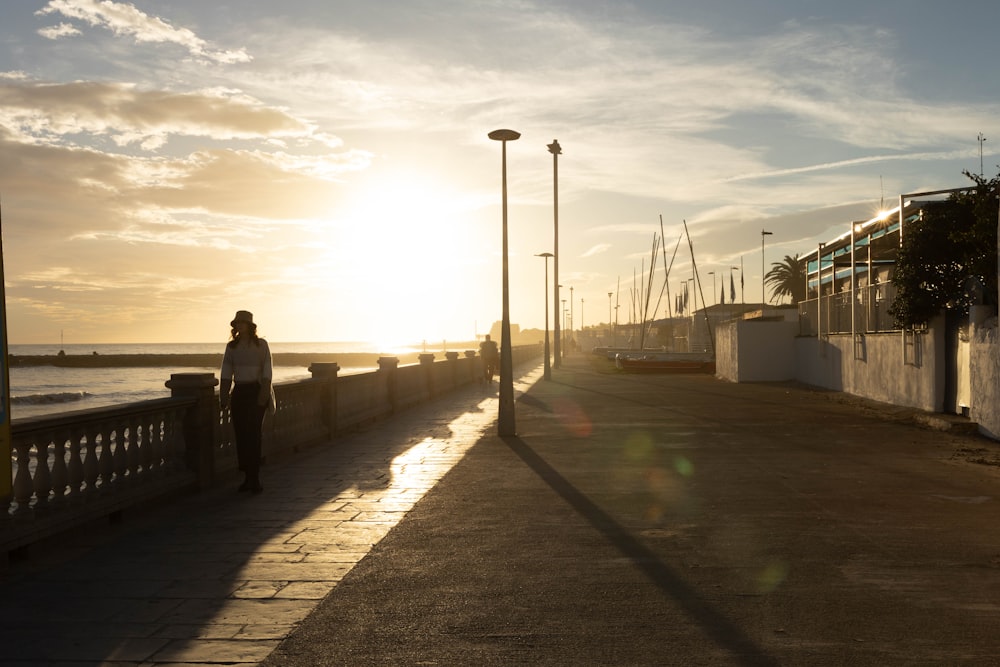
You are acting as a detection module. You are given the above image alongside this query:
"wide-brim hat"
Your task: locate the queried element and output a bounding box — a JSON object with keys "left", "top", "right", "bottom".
{"left": 231, "top": 310, "right": 254, "bottom": 326}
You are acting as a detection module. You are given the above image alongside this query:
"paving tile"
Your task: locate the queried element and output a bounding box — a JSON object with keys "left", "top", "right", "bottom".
{"left": 152, "top": 638, "right": 280, "bottom": 663}
{"left": 272, "top": 581, "right": 335, "bottom": 599}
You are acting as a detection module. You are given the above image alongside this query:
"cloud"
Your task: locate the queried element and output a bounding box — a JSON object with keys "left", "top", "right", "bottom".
{"left": 581, "top": 243, "right": 611, "bottom": 258}
{"left": 36, "top": 0, "right": 251, "bottom": 64}
{"left": 37, "top": 22, "right": 81, "bottom": 39}
{"left": 0, "top": 79, "right": 329, "bottom": 148}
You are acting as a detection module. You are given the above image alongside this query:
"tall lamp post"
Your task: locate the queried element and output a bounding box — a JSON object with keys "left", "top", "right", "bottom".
{"left": 562, "top": 299, "right": 567, "bottom": 350}
{"left": 761, "top": 229, "right": 773, "bottom": 310}
{"left": 569, "top": 286, "right": 574, "bottom": 351}
{"left": 488, "top": 128, "right": 520, "bottom": 436}
{"left": 548, "top": 140, "right": 562, "bottom": 367}
{"left": 536, "top": 252, "right": 553, "bottom": 380}
{"left": 607, "top": 292, "right": 613, "bottom": 346}
{"left": 708, "top": 271, "right": 716, "bottom": 306}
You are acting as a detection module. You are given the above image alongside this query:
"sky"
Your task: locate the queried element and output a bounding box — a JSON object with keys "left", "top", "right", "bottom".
{"left": 0, "top": 0, "right": 997, "bottom": 346}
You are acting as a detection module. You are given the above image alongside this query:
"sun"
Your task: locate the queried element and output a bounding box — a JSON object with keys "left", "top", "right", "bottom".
{"left": 323, "top": 166, "right": 495, "bottom": 344}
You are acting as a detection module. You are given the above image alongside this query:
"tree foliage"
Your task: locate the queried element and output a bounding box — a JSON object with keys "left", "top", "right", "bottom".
{"left": 765, "top": 254, "right": 807, "bottom": 304}
{"left": 889, "top": 171, "right": 999, "bottom": 329}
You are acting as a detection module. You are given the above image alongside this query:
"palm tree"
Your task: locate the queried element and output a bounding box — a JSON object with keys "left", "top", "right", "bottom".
{"left": 765, "top": 254, "right": 807, "bottom": 304}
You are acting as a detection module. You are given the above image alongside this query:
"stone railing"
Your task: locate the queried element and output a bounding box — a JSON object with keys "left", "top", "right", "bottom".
{"left": 2, "top": 344, "right": 542, "bottom": 556}
{"left": 3, "top": 397, "right": 198, "bottom": 553}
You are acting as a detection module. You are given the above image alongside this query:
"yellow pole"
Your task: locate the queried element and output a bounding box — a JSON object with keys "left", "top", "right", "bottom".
{"left": 0, "top": 198, "right": 11, "bottom": 499}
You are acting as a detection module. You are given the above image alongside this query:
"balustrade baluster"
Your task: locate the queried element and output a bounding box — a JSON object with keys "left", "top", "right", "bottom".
{"left": 50, "top": 437, "right": 68, "bottom": 507}
{"left": 127, "top": 419, "right": 141, "bottom": 480}
{"left": 83, "top": 427, "right": 99, "bottom": 496}
{"left": 112, "top": 427, "right": 128, "bottom": 485}
{"left": 67, "top": 428, "right": 84, "bottom": 502}
{"left": 147, "top": 418, "right": 156, "bottom": 472}
{"left": 98, "top": 425, "right": 115, "bottom": 491}
{"left": 12, "top": 440, "right": 34, "bottom": 517}
{"left": 32, "top": 436, "right": 52, "bottom": 511}
{"left": 107, "top": 428, "right": 123, "bottom": 488}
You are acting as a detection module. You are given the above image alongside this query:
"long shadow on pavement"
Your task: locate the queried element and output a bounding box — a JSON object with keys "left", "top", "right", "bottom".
{"left": 502, "top": 434, "right": 780, "bottom": 667}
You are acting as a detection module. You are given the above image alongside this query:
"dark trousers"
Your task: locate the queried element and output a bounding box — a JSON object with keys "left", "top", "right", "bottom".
{"left": 231, "top": 382, "right": 265, "bottom": 475}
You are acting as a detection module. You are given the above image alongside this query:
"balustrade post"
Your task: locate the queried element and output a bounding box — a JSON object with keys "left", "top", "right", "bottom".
{"left": 377, "top": 356, "right": 399, "bottom": 414}
{"left": 419, "top": 353, "right": 435, "bottom": 398}
{"left": 445, "top": 351, "right": 459, "bottom": 391}
{"left": 464, "top": 350, "right": 477, "bottom": 384}
{"left": 165, "top": 373, "right": 219, "bottom": 489}
{"left": 309, "top": 362, "right": 340, "bottom": 437}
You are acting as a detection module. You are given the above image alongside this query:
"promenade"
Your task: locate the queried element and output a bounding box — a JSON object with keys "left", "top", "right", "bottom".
{"left": 3, "top": 355, "right": 1000, "bottom": 665}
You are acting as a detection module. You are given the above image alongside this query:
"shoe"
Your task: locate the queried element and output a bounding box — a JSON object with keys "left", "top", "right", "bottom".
{"left": 238, "top": 479, "right": 250, "bottom": 492}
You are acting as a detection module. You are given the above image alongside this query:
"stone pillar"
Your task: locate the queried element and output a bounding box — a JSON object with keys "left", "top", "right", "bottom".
{"left": 445, "top": 351, "right": 460, "bottom": 391}
{"left": 419, "top": 353, "right": 435, "bottom": 397}
{"left": 378, "top": 356, "right": 399, "bottom": 413}
{"left": 309, "top": 362, "right": 340, "bottom": 437}
{"left": 465, "top": 350, "right": 479, "bottom": 384}
{"left": 165, "top": 373, "right": 219, "bottom": 489}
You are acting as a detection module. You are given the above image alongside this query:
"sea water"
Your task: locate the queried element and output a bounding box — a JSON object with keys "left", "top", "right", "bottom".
{"left": 7, "top": 342, "right": 423, "bottom": 420}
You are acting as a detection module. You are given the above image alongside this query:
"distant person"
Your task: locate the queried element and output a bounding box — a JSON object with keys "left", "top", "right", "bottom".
{"left": 479, "top": 334, "right": 499, "bottom": 383}
{"left": 220, "top": 310, "right": 273, "bottom": 494}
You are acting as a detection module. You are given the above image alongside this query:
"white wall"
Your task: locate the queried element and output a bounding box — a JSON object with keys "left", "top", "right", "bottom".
{"left": 716, "top": 320, "right": 797, "bottom": 382}
{"left": 970, "top": 318, "right": 1000, "bottom": 440}
{"left": 793, "top": 328, "right": 943, "bottom": 412}
{"left": 718, "top": 318, "right": 944, "bottom": 413}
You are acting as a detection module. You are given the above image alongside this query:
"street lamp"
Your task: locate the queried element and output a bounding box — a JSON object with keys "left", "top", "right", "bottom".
{"left": 536, "top": 252, "right": 553, "bottom": 380}
{"left": 488, "top": 128, "right": 519, "bottom": 436}
{"left": 548, "top": 140, "right": 562, "bottom": 368}
{"left": 607, "top": 292, "right": 613, "bottom": 346}
{"left": 708, "top": 271, "right": 715, "bottom": 306}
{"left": 569, "top": 286, "right": 574, "bottom": 350}
{"left": 562, "top": 299, "right": 567, "bottom": 350}
{"left": 761, "top": 229, "right": 773, "bottom": 309}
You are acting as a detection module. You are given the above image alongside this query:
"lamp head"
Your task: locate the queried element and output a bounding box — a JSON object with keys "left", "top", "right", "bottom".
{"left": 489, "top": 129, "right": 521, "bottom": 142}
{"left": 536, "top": 252, "right": 554, "bottom": 258}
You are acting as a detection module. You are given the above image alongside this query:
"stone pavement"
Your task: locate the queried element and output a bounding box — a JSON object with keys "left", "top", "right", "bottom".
{"left": 5, "top": 356, "right": 1000, "bottom": 665}
{"left": 0, "top": 365, "right": 541, "bottom": 665}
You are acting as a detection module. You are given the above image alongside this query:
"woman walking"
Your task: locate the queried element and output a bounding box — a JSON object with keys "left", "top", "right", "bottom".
{"left": 220, "top": 310, "right": 273, "bottom": 494}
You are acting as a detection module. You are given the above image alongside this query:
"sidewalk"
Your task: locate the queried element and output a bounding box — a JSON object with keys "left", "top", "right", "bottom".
{"left": 4, "top": 356, "right": 1000, "bottom": 665}
{"left": 0, "top": 366, "right": 540, "bottom": 665}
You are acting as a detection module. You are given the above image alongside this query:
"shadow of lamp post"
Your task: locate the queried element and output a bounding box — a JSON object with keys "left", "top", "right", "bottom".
{"left": 488, "top": 128, "right": 520, "bottom": 436}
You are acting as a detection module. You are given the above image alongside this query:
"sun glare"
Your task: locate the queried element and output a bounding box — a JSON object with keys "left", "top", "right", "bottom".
{"left": 329, "top": 168, "right": 492, "bottom": 344}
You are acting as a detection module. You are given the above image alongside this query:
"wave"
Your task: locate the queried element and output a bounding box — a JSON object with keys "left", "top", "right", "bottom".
{"left": 12, "top": 392, "right": 92, "bottom": 406}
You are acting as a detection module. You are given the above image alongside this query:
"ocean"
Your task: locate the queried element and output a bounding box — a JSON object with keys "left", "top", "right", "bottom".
{"left": 7, "top": 342, "right": 438, "bottom": 421}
